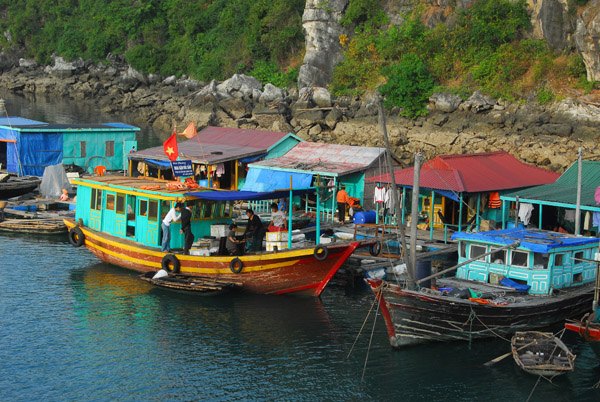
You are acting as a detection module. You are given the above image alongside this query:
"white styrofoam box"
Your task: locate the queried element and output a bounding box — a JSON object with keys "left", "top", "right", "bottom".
{"left": 190, "top": 249, "right": 210, "bottom": 256}
{"left": 320, "top": 236, "right": 332, "bottom": 244}
{"left": 266, "top": 241, "right": 289, "bottom": 251}
{"left": 292, "top": 232, "right": 305, "bottom": 242}
{"left": 266, "top": 231, "right": 288, "bottom": 241}
{"left": 210, "top": 224, "right": 229, "bottom": 238}
{"left": 595, "top": 252, "right": 600, "bottom": 261}
{"left": 291, "top": 241, "right": 306, "bottom": 249}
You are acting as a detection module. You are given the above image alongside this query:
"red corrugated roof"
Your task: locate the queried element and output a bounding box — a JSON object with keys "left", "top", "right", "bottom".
{"left": 132, "top": 126, "right": 292, "bottom": 164}
{"left": 367, "top": 151, "right": 560, "bottom": 193}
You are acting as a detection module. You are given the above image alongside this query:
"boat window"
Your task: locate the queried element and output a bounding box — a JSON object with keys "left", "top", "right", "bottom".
{"left": 148, "top": 200, "right": 158, "bottom": 222}
{"left": 223, "top": 201, "right": 232, "bottom": 218}
{"left": 139, "top": 200, "right": 148, "bottom": 217}
{"left": 490, "top": 248, "right": 506, "bottom": 265}
{"left": 203, "top": 200, "right": 216, "bottom": 218}
{"left": 533, "top": 253, "right": 548, "bottom": 269}
{"left": 106, "top": 194, "right": 115, "bottom": 211}
{"left": 116, "top": 194, "right": 125, "bottom": 214}
{"left": 470, "top": 244, "right": 487, "bottom": 261}
{"left": 554, "top": 253, "right": 564, "bottom": 266}
{"left": 511, "top": 250, "right": 528, "bottom": 267}
{"left": 574, "top": 251, "right": 584, "bottom": 264}
{"left": 90, "top": 188, "right": 102, "bottom": 211}
{"left": 160, "top": 200, "right": 171, "bottom": 220}
{"left": 193, "top": 201, "right": 203, "bottom": 220}
{"left": 459, "top": 242, "right": 466, "bottom": 258}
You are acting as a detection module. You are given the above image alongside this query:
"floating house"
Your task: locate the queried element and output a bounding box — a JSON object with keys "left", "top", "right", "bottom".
{"left": 243, "top": 142, "right": 401, "bottom": 219}
{"left": 128, "top": 126, "right": 302, "bottom": 190}
{"left": 500, "top": 160, "right": 600, "bottom": 235}
{"left": 367, "top": 151, "right": 560, "bottom": 238}
{"left": 0, "top": 117, "right": 139, "bottom": 176}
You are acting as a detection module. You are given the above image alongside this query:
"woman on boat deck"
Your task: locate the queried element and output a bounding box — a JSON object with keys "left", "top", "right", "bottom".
{"left": 226, "top": 223, "right": 244, "bottom": 256}
{"left": 269, "top": 202, "right": 287, "bottom": 232}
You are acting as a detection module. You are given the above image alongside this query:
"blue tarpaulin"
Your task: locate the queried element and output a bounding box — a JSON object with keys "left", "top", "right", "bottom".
{"left": 241, "top": 167, "right": 313, "bottom": 192}
{"left": 452, "top": 227, "right": 600, "bottom": 253}
{"left": 186, "top": 188, "right": 314, "bottom": 201}
{"left": 239, "top": 153, "right": 267, "bottom": 163}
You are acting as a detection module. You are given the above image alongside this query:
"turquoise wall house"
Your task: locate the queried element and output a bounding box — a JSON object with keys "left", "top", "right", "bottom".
{"left": 0, "top": 117, "right": 139, "bottom": 176}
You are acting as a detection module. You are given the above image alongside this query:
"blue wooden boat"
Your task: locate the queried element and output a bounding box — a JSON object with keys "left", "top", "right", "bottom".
{"left": 366, "top": 228, "right": 600, "bottom": 347}
{"left": 64, "top": 175, "right": 376, "bottom": 296}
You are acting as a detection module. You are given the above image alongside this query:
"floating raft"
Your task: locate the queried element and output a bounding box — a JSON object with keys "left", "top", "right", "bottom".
{"left": 511, "top": 331, "right": 575, "bottom": 377}
{"left": 0, "top": 218, "right": 67, "bottom": 234}
{"left": 140, "top": 271, "right": 243, "bottom": 295}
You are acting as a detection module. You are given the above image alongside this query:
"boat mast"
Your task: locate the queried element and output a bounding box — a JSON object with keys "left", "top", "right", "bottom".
{"left": 575, "top": 147, "right": 583, "bottom": 235}
{"left": 409, "top": 150, "right": 423, "bottom": 288}
{"left": 377, "top": 101, "right": 414, "bottom": 286}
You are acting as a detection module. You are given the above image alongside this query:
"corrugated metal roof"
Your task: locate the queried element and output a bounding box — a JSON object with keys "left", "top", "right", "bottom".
{"left": 501, "top": 160, "right": 600, "bottom": 207}
{"left": 0, "top": 118, "right": 139, "bottom": 131}
{"left": 132, "top": 126, "right": 293, "bottom": 164}
{"left": 367, "top": 151, "right": 560, "bottom": 193}
{"left": 250, "top": 142, "right": 386, "bottom": 175}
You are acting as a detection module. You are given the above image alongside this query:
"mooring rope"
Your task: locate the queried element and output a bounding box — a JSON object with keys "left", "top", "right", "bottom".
{"left": 361, "top": 285, "right": 383, "bottom": 383}
{"left": 346, "top": 283, "right": 381, "bottom": 360}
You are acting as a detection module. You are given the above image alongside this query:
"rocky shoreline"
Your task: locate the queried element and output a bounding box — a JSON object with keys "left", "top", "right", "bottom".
{"left": 2, "top": 55, "right": 600, "bottom": 172}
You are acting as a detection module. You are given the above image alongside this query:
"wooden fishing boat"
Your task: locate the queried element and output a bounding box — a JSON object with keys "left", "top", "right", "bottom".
{"left": 511, "top": 331, "right": 575, "bottom": 376}
{"left": 366, "top": 228, "right": 600, "bottom": 347}
{"left": 65, "top": 175, "right": 377, "bottom": 296}
{"left": 565, "top": 316, "right": 600, "bottom": 358}
{"left": 140, "top": 271, "right": 242, "bottom": 295}
{"left": 0, "top": 174, "right": 41, "bottom": 199}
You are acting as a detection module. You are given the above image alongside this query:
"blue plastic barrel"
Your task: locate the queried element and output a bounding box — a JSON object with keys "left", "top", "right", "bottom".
{"left": 415, "top": 259, "right": 432, "bottom": 288}
{"left": 353, "top": 210, "right": 376, "bottom": 224}
{"left": 198, "top": 179, "right": 209, "bottom": 187}
{"left": 506, "top": 221, "right": 524, "bottom": 229}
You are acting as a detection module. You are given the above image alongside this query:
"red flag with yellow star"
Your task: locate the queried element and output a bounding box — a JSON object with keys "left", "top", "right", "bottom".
{"left": 163, "top": 132, "right": 179, "bottom": 161}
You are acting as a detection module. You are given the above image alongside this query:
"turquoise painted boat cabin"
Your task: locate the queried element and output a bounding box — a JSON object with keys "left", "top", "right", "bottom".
{"left": 452, "top": 228, "right": 599, "bottom": 295}
{"left": 0, "top": 117, "right": 139, "bottom": 176}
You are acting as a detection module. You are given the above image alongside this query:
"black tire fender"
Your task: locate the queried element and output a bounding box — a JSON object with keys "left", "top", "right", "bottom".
{"left": 69, "top": 227, "right": 85, "bottom": 247}
{"left": 369, "top": 240, "right": 382, "bottom": 257}
{"left": 162, "top": 254, "right": 180, "bottom": 274}
{"left": 230, "top": 257, "right": 244, "bottom": 274}
{"left": 314, "top": 245, "right": 328, "bottom": 261}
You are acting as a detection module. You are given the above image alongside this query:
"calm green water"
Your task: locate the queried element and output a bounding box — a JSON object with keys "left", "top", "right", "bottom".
{"left": 0, "top": 92, "right": 599, "bottom": 401}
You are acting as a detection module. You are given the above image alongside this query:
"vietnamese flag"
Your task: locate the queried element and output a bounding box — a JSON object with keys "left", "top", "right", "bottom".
{"left": 163, "top": 132, "right": 179, "bottom": 161}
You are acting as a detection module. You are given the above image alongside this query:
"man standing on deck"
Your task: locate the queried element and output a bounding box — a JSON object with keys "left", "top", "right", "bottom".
{"left": 337, "top": 186, "right": 349, "bottom": 224}
{"left": 179, "top": 202, "right": 194, "bottom": 255}
{"left": 244, "top": 208, "right": 264, "bottom": 252}
{"left": 161, "top": 203, "right": 181, "bottom": 252}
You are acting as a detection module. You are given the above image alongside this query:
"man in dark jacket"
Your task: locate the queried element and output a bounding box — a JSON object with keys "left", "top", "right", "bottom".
{"left": 244, "top": 208, "right": 264, "bottom": 252}
{"left": 178, "top": 202, "right": 194, "bottom": 255}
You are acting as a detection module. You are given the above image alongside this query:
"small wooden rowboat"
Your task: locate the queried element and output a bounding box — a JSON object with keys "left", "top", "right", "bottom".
{"left": 0, "top": 218, "right": 67, "bottom": 235}
{"left": 140, "top": 271, "right": 243, "bottom": 295}
{"left": 511, "top": 331, "right": 575, "bottom": 377}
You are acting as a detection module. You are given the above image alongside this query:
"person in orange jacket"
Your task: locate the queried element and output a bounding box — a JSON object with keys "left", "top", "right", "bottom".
{"left": 336, "top": 186, "right": 349, "bottom": 224}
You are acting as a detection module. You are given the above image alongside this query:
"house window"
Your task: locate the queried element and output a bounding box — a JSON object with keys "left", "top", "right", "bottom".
{"left": 80, "top": 141, "right": 86, "bottom": 157}
{"left": 105, "top": 141, "right": 115, "bottom": 157}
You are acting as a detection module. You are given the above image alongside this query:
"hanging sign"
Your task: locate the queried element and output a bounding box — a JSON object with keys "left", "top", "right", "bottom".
{"left": 171, "top": 160, "right": 193, "bottom": 177}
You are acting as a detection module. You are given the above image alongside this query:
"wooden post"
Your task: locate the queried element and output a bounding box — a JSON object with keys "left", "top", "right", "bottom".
{"left": 409, "top": 151, "right": 423, "bottom": 288}
{"left": 575, "top": 148, "right": 583, "bottom": 235}
{"left": 378, "top": 101, "right": 414, "bottom": 285}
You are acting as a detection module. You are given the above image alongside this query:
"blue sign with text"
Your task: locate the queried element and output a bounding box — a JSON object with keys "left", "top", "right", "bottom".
{"left": 171, "top": 160, "right": 193, "bottom": 177}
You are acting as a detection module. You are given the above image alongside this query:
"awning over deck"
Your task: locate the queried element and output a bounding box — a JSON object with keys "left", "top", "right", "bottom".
{"left": 240, "top": 167, "right": 313, "bottom": 192}
{"left": 186, "top": 188, "right": 315, "bottom": 201}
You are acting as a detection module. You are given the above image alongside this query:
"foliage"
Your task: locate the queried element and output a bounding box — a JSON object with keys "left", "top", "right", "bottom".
{"left": 249, "top": 60, "right": 298, "bottom": 88}
{"left": 340, "top": 0, "right": 388, "bottom": 29}
{"left": 0, "top": 0, "right": 305, "bottom": 82}
{"left": 537, "top": 88, "right": 554, "bottom": 104}
{"left": 379, "top": 53, "right": 434, "bottom": 118}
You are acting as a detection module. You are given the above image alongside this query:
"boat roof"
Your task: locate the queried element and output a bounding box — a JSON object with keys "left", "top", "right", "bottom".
{"left": 72, "top": 175, "right": 313, "bottom": 201}
{"left": 452, "top": 228, "right": 600, "bottom": 253}
{"left": 0, "top": 118, "right": 139, "bottom": 132}
{"left": 367, "top": 151, "right": 560, "bottom": 193}
{"left": 249, "top": 142, "right": 388, "bottom": 176}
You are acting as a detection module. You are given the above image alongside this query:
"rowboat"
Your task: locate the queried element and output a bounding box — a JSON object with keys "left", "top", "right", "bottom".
{"left": 65, "top": 175, "right": 376, "bottom": 296}
{"left": 139, "top": 271, "right": 242, "bottom": 295}
{"left": 511, "top": 331, "right": 575, "bottom": 377}
{"left": 0, "top": 174, "right": 41, "bottom": 199}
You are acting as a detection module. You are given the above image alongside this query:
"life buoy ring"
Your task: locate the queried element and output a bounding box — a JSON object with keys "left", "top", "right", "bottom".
{"left": 314, "top": 245, "right": 328, "bottom": 261}
{"left": 69, "top": 227, "right": 85, "bottom": 247}
{"left": 230, "top": 257, "right": 243, "bottom": 274}
{"left": 162, "top": 254, "right": 180, "bottom": 273}
{"left": 369, "top": 241, "right": 382, "bottom": 256}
